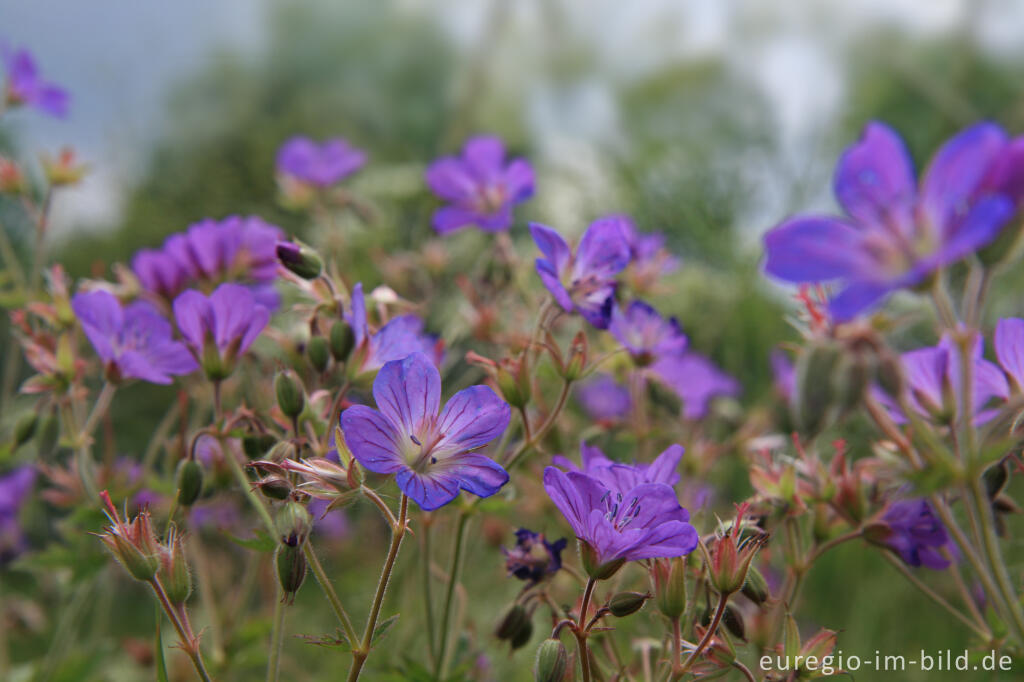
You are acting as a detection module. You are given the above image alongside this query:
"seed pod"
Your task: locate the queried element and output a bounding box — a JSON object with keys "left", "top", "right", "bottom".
{"left": 275, "top": 542, "right": 307, "bottom": 598}
{"left": 275, "top": 369, "right": 305, "bottom": 419}
{"left": 329, "top": 320, "right": 355, "bottom": 361}
{"left": 495, "top": 604, "right": 529, "bottom": 641}
{"left": 276, "top": 241, "right": 323, "bottom": 280}
{"left": 608, "top": 591, "right": 648, "bottom": 617}
{"left": 510, "top": 618, "right": 533, "bottom": 650}
{"left": 723, "top": 604, "right": 746, "bottom": 640}
{"left": 13, "top": 413, "right": 38, "bottom": 448}
{"left": 307, "top": 336, "right": 331, "bottom": 373}
{"left": 792, "top": 342, "right": 842, "bottom": 435}
{"left": 741, "top": 565, "right": 770, "bottom": 606}
{"left": 260, "top": 476, "right": 293, "bottom": 501}
{"left": 533, "top": 638, "right": 568, "bottom": 682}
{"left": 175, "top": 459, "right": 203, "bottom": 507}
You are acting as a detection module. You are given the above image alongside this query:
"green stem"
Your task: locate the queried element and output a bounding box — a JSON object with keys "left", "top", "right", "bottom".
{"left": 303, "top": 542, "right": 359, "bottom": 646}
{"left": 575, "top": 578, "right": 597, "bottom": 682}
{"left": 149, "top": 579, "right": 213, "bottom": 682}
{"left": 421, "top": 517, "right": 438, "bottom": 663}
{"left": 266, "top": 588, "right": 286, "bottom": 682}
{"left": 224, "top": 444, "right": 277, "bottom": 538}
{"left": 434, "top": 510, "right": 470, "bottom": 679}
{"left": 502, "top": 378, "right": 572, "bottom": 471}
{"left": 347, "top": 494, "right": 409, "bottom": 682}
{"left": 675, "top": 591, "right": 728, "bottom": 679}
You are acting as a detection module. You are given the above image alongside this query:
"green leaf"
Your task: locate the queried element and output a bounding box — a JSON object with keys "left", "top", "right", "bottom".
{"left": 224, "top": 528, "right": 276, "bottom": 553}
{"left": 371, "top": 613, "right": 399, "bottom": 647}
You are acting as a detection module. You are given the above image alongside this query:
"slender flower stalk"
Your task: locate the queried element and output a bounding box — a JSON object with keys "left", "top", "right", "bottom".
{"left": 267, "top": 587, "right": 287, "bottom": 682}
{"left": 434, "top": 510, "right": 470, "bottom": 679}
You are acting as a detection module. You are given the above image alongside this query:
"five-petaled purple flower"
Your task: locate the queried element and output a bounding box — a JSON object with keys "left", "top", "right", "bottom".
{"left": 764, "top": 121, "right": 1022, "bottom": 321}
{"left": 530, "top": 216, "right": 633, "bottom": 329}
{"left": 652, "top": 352, "right": 741, "bottom": 420}
{"left": 879, "top": 499, "right": 952, "bottom": 570}
{"left": 72, "top": 290, "right": 198, "bottom": 384}
{"left": 346, "top": 282, "right": 441, "bottom": 375}
{"left": 575, "top": 374, "right": 631, "bottom": 422}
{"left": 877, "top": 334, "right": 1007, "bottom": 425}
{"left": 624, "top": 224, "right": 679, "bottom": 291}
{"left": 609, "top": 300, "right": 688, "bottom": 365}
{"left": 553, "top": 442, "right": 683, "bottom": 490}
{"left": 425, "top": 136, "right": 534, "bottom": 234}
{"left": 132, "top": 216, "right": 283, "bottom": 307}
{"left": 543, "top": 466, "right": 698, "bottom": 570}
{"left": 340, "top": 352, "right": 511, "bottom": 511}
{"left": 276, "top": 136, "right": 366, "bottom": 187}
{"left": 2, "top": 46, "right": 68, "bottom": 117}
{"left": 502, "top": 528, "right": 567, "bottom": 585}
{"left": 173, "top": 283, "right": 270, "bottom": 380}
{"left": 0, "top": 466, "right": 36, "bottom": 563}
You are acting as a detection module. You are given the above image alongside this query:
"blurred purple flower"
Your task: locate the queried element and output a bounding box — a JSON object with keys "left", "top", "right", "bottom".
{"left": 340, "top": 352, "right": 511, "bottom": 511}
{"left": 530, "top": 217, "right": 632, "bottom": 329}
{"left": 553, "top": 442, "right": 683, "bottom": 490}
{"left": 609, "top": 300, "right": 687, "bottom": 365}
{"left": 651, "top": 352, "right": 740, "bottom": 420}
{"left": 878, "top": 334, "right": 1007, "bottom": 425}
{"left": 995, "top": 317, "right": 1024, "bottom": 392}
{"left": 173, "top": 283, "right": 270, "bottom": 379}
{"left": 346, "top": 282, "right": 441, "bottom": 374}
{"left": 542, "top": 467, "right": 698, "bottom": 567}
{"left": 0, "top": 466, "right": 35, "bottom": 563}
{"left": 425, "top": 136, "right": 534, "bottom": 233}
{"left": 132, "top": 216, "right": 283, "bottom": 305}
{"left": 276, "top": 136, "right": 366, "bottom": 187}
{"left": 72, "top": 290, "right": 198, "bottom": 384}
{"left": 879, "top": 499, "right": 952, "bottom": 570}
{"left": 771, "top": 348, "right": 795, "bottom": 400}
{"left": 575, "top": 373, "right": 631, "bottom": 421}
{"left": 764, "top": 121, "right": 1021, "bottom": 321}
{"left": 2, "top": 46, "right": 68, "bottom": 117}
{"left": 502, "top": 528, "right": 566, "bottom": 585}
{"left": 308, "top": 498, "right": 350, "bottom": 541}
{"left": 625, "top": 224, "right": 679, "bottom": 289}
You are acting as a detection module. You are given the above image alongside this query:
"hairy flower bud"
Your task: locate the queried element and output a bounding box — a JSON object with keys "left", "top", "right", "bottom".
{"left": 707, "top": 504, "right": 768, "bottom": 596}
{"left": 723, "top": 604, "right": 746, "bottom": 640}
{"left": 275, "top": 369, "right": 306, "bottom": 419}
{"left": 159, "top": 527, "right": 192, "bottom": 604}
{"left": 562, "top": 331, "right": 588, "bottom": 382}
{"left": 533, "top": 638, "right": 568, "bottom": 682}
{"left": 98, "top": 491, "right": 160, "bottom": 582}
{"left": 259, "top": 476, "right": 294, "bottom": 501}
{"left": 276, "top": 241, "right": 323, "bottom": 280}
{"left": 175, "top": 459, "right": 203, "bottom": 507}
{"left": 741, "top": 565, "right": 770, "bottom": 606}
{"left": 792, "top": 342, "right": 842, "bottom": 435}
{"left": 278, "top": 501, "right": 313, "bottom": 546}
{"left": 329, "top": 320, "right": 355, "bottom": 362}
{"left": 495, "top": 604, "right": 530, "bottom": 641}
{"left": 653, "top": 556, "right": 687, "bottom": 619}
{"left": 307, "top": 335, "right": 331, "bottom": 373}
{"left": 275, "top": 542, "right": 307, "bottom": 600}
{"left": 608, "top": 591, "right": 649, "bottom": 617}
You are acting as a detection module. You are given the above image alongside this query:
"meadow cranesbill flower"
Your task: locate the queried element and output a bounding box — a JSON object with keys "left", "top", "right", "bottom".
{"left": 72, "top": 290, "right": 198, "bottom": 384}
{"left": 530, "top": 216, "right": 633, "bottom": 329}
{"left": 0, "top": 466, "right": 36, "bottom": 563}
{"left": 877, "top": 334, "right": 1007, "bottom": 425}
{"left": 276, "top": 136, "right": 366, "bottom": 188}
{"left": 764, "top": 121, "right": 1021, "bottom": 321}
{"left": 995, "top": 317, "right": 1024, "bottom": 393}
{"left": 624, "top": 225, "right": 679, "bottom": 291}
{"left": 502, "top": 528, "right": 567, "bottom": 585}
{"left": 542, "top": 467, "right": 698, "bottom": 576}
{"left": 651, "top": 352, "right": 740, "bottom": 420}
{"left": 340, "top": 352, "right": 511, "bottom": 510}
{"left": 874, "top": 499, "right": 952, "bottom": 570}
{"left": 2, "top": 46, "right": 68, "bottom": 117}
{"left": 173, "top": 283, "right": 270, "bottom": 380}
{"left": 345, "top": 282, "right": 441, "bottom": 374}
{"left": 425, "top": 135, "right": 534, "bottom": 233}
{"left": 552, "top": 442, "right": 683, "bottom": 490}
{"left": 609, "top": 300, "right": 687, "bottom": 365}
{"left": 575, "top": 373, "right": 631, "bottom": 422}
{"left": 132, "top": 216, "right": 283, "bottom": 305}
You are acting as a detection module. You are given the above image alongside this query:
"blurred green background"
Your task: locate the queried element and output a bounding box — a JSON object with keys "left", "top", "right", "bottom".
{"left": 3, "top": 1, "right": 1024, "bottom": 680}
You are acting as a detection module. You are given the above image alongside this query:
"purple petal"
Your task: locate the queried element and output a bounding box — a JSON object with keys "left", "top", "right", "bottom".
{"left": 347, "top": 282, "right": 368, "bottom": 346}
{"left": 432, "top": 206, "right": 479, "bottom": 234}
{"left": 431, "top": 452, "right": 509, "bottom": 499}
{"left": 425, "top": 158, "right": 476, "bottom": 202}
{"left": 646, "top": 445, "right": 684, "bottom": 486}
{"left": 828, "top": 280, "right": 895, "bottom": 322}
{"left": 433, "top": 385, "right": 511, "bottom": 458}
{"left": 530, "top": 223, "right": 571, "bottom": 274}
{"left": 921, "top": 122, "right": 1008, "bottom": 232}
{"left": 996, "top": 317, "right": 1024, "bottom": 389}
{"left": 503, "top": 159, "right": 535, "bottom": 202}
{"left": 763, "top": 216, "right": 870, "bottom": 282}
{"left": 572, "top": 216, "right": 632, "bottom": 283}
{"left": 535, "top": 259, "right": 574, "bottom": 312}
{"left": 937, "top": 196, "right": 1014, "bottom": 264}
{"left": 372, "top": 353, "right": 441, "bottom": 436}
{"left": 210, "top": 284, "right": 268, "bottom": 353}
{"left": 339, "top": 405, "right": 405, "bottom": 474}
{"left": 834, "top": 121, "right": 916, "bottom": 234}
{"left": 72, "top": 291, "right": 123, "bottom": 363}
{"left": 395, "top": 468, "right": 461, "bottom": 511}
{"left": 463, "top": 136, "right": 506, "bottom": 181}
{"left": 172, "top": 290, "right": 211, "bottom": 350}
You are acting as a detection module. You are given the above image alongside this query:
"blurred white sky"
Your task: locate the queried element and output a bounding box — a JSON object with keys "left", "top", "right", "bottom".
{"left": 2, "top": 0, "right": 1023, "bottom": 238}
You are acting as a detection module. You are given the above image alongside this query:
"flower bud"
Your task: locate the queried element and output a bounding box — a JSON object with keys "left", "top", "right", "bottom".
{"left": 653, "top": 556, "right": 687, "bottom": 619}
{"left": 275, "top": 369, "right": 306, "bottom": 419}
{"left": 608, "top": 591, "right": 648, "bottom": 617}
{"left": 175, "top": 459, "right": 203, "bottom": 507}
{"left": 510, "top": 619, "right": 534, "bottom": 650}
{"left": 267, "top": 440, "right": 297, "bottom": 463}
{"left": 275, "top": 542, "right": 307, "bottom": 599}
{"left": 329, "top": 320, "right": 355, "bottom": 362}
{"left": 495, "top": 604, "right": 530, "bottom": 641}
{"left": 0, "top": 157, "right": 26, "bottom": 194}
{"left": 496, "top": 358, "right": 531, "bottom": 409}
{"left": 533, "top": 639, "right": 568, "bottom": 682}
{"left": 276, "top": 241, "right": 323, "bottom": 280}
{"left": 833, "top": 352, "right": 873, "bottom": 414}
{"left": 708, "top": 504, "right": 768, "bottom": 596}
{"left": 562, "top": 332, "right": 588, "bottom": 382}
{"left": 741, "top": 565, "right": 770, "bottom": 606}
{"left": 278, "top": 501, "right": 313, "bottom": 546}
{"left": 307, "top": 336, "right": 331, "bottom": 373}
{"left": 259, "top": 476, "right": 294, "bottom": 501}
{"left": 41, "top": 148, "right": 87, "bottom": 187}
{"left": 792, "top": 342, "right": 842, "bottom": 435}
{"left": 875, "top": 350, "right": 904, "bottom": 398}
{"left": 13, "top": 413, "right": 38, "bottom": 448}
{"left": 579, "top": 540, "right": 625, "bottom": 581}
{"left": 98, "top": 492, "right": 161, "bottom": 582}
{"left": 159, "top": 527, "right": 192, "bottom": 604}
{"left": 723, "top": 604, "right": 746, "bottom": 640}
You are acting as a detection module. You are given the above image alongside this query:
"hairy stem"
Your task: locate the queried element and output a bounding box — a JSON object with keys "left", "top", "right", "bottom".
{"left": 434, "top": 509, "right": 470, "bottom": 679}
{"left": 303, "top": 542, "right": 359, "bottom": 647}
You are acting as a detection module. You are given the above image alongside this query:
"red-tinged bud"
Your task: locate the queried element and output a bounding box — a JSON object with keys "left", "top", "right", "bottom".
{"left": 159, "top": 526, "right": 192, "bottom": 604}
{"left": 496, "top": 357, "right": 532, "bottom": 409}
{"left": 258, "top": 476, "right": 293, "bottom": 500}
{"left": 706, "top": 503, "right": 768, "bottom": 596}
{"left": 562, "top": 332, "right": 588, "bottom": 382}
{"left": 651, "top": 556, "right": 687, "bottom": 619}
{"left": 40, "top": 147, "right": 87, "bottom": 187}
{"left": 98, "top": 491, "right": 160, "bottom": 582}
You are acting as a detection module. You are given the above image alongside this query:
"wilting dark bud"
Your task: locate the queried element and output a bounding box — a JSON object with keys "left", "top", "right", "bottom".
{"left": 579, "top": 540, "right": 625, "bottom": 581}
{"left": 259, "top": 476, "right": 293, "bottom": 501}
{"left": 984, "top": 460, "right": 1009, "bottom": 500}
{"left": 792, "top": 342, "right": 842, "bottom": 435}
{"left": 307, "top": 336, "right": 331, "bottom": 373}
{"left": 653, "top": 556, "right": 687, "bottom": 619}
{"left": 510, "top": 618, "right": 533, "bottom": 650}
{"left": 723, "top": 604, "right": 746, "bottom": 640}
{"left": 13, "top": 413, "right": 38, "bottom": 448}
{"left": 159, "top": 527, "right": 192, "bottom": 604}
{"left": 329, "top": 320, "right": 355, "bottom": 362}
{"left": 276, "top": 241, "right": 323, "bottom": 279}
{"left": 608, "top": 591, "right": 649, "bottom": 617}
{"left": 741, "top": 565, "right": 770, "bottom": 606}
{"left": 242, "top": 433, "right": 278, "bottom": 459}
{"left": 533, "top": 638, "right": 568, "bottom": 682}
{"left": 275, "top": 369, "right": 305, "bottom": 419}
{"left": 36, "top": 412, "right": 60, "bottom": 459}
{"left": 278, "top": 501, "right": 313, "bottom": 546}
{"left": 275, "top": 542, "right": 307, "bottom": 599}
{"left": 175, "top": 459, "right": 203, "bottom": 506}
{"left": 495, "top": 604, "right": 530, "bottom": 641}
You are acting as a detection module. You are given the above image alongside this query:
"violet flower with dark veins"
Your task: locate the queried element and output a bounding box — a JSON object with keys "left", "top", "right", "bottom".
{"left": 173, "top": 283, "right": 270, "bottom": 380}
{"left": 345, "top": 282, "right": 442, "bottom": 375}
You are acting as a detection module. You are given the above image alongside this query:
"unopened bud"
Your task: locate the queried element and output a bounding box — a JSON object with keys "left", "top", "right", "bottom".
{"left": 510, "top": 618, "right": 533, "bottom": 650}
{"left": 723, "top": 604, "right": 746, "bottom": 640}
{"left": 654, "top": 556, "right": 687, "bottom": 619}
{"left": 307, "top": 336, "right": 331, "bottom": 373}
{"left": 608, "top": 591, "right": 648, "bottom": 617}
{"left": 278, "top": 501, "right": 313, "bottom": 546}
{"left": 276, "top": 241, "right": 323, "bottom": 279}
{"left": 741, "top": 565, "right": 770, "bottom": 606}
{"left": 159, "top": 528, "right": 192, "bottom": 604}
{"left": 267, "top": 440, "right": 297, "bottom": 463}
{"left": 329, "top": 320, "right": 355, "bottom": 361}
{"left": 260, "top": 476, "right": 293, "bottom": 501}
{"left": 175, "top": 459, "right": 203, "bottom": 507}
{"left": 984, "top": 461, "right": 1009, "bottom": 500}
{"left": 876, "top": 351, "right": 904, "bottom": 397}
{"left": 13, "top": 413, "right": 38, "bottom": 448}
{"left": 495, "top": 604, "right": 529, "bottom": 641}
{"left": 562, "top": 332, "right": 588, "bottom": 382}
{"left": 496, "top": 360, "right": 531, "bottom": 409}
{"left": 792, "top": 342, "right": 842, "bottom": 435}
{"left": 833, "top": 353, "right": 873, "bottom": 414}
{"left": 533, "top": 638, "right": 568, "bottom": 682}
{"left": 275, "top": 542, "right": 307, "bottom": 598}
{"left": 275, "top": 369, "right": 305, "bottom": 419}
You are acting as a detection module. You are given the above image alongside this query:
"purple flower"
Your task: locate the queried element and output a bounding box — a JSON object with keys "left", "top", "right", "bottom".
{"left": 624, "top": 224, "right": 680, "bottom": 289}
{"left": 575, "top": 373, "right": 631, "bottom": 421}
{"left": 878, "top": 334, "right": 1007, "bottom": 425}
{"left": 276, "top": 136, "right": 366, "bottom": 187}
{"left": 995, "top": 317, "right": 1024, "bottom": 392}
{"left": 552, "top": 443, "right": 683, "bottom": 490}
{"left": 609, "top": 300, "right": 687, "bottom": 364}
{"left": 340, "top": 352, "right": 511, "bottom": 511}
{"left": 651, "top": 352, "right": 740, "bottom": 420}
{"left": 502, "top": 528, "right": 567, "bottom": 585}
{"left": 0, "top": 466, "right": 36, "bottom": 563}
{"left": 530, "top": 217, "right": 633, "bottom": 329}
{"left": 2, "top": 47, "right": 68, "bottom": 117}
{"left": 425, "top": 136, "right": 534, "bottom": 234}
{"left": 132, "top": 216, "right": 283, "bottom": 304}
{"left": 764, "top": 122, "right": 1021, "bottom": 321}
{"left": 173, "top": 283, "right": 270, "bottom": 380}
{"left": 308, "top": 498, "right": 350, "bottom": 541}
{"left": 542, "top": 467, "right": 698, "bottom": 568}
{"left": 72, "top": 290, "right": 198, "bottom": 384}
{"left": 879, "top": 499, "right": 952, "bottom": 570}
{"left": 771, "top": 349, "right": 796, "bottom": 400}
{"left": 346, "top": 282, "right": 441, "bottom": 374}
